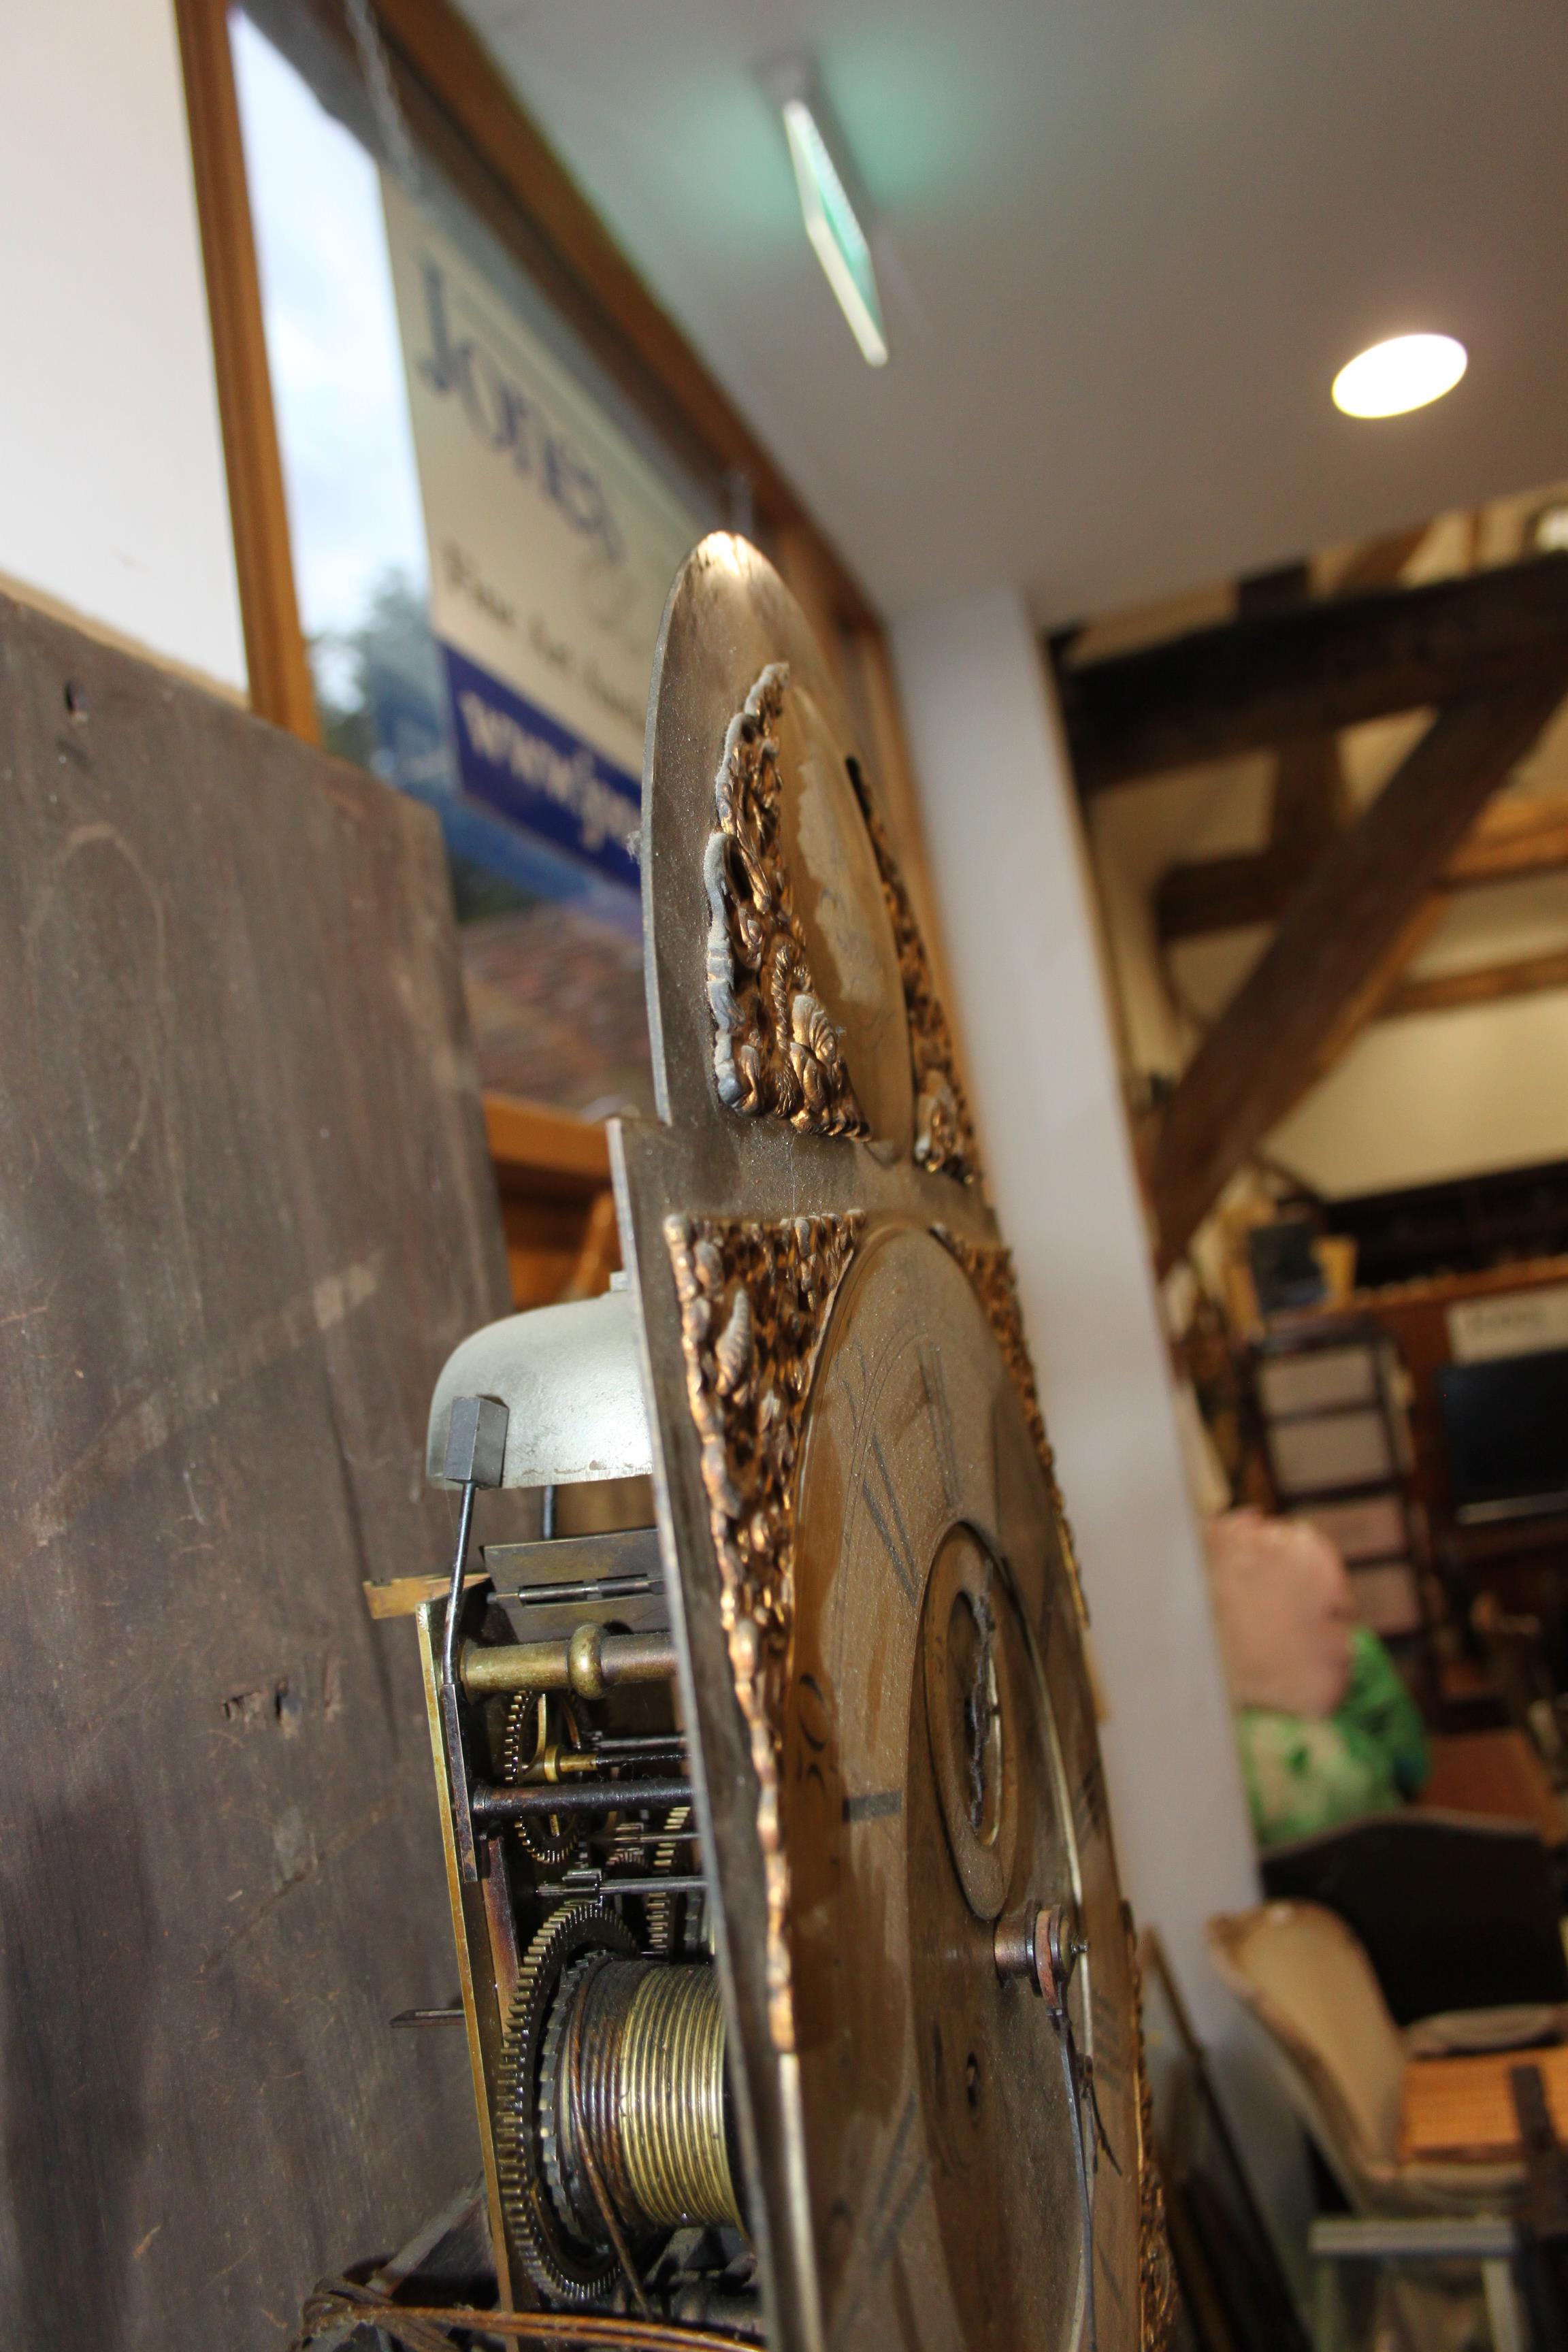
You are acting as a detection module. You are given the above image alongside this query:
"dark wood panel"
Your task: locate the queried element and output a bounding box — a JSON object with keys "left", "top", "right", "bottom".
{"left": 0, "top": 591, "right": 512, "bottom": 2347}
{"left": 1062, "top": 551, "right": 1568, "bottom": 791}
{"left": 1382, "top": 945, "right": 1568, "bottom": 1018}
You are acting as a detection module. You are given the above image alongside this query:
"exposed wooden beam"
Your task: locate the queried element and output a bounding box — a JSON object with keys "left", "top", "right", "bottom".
{"left": 1235, "top": 566, "right": 1350, "bottom": 869}
{"left": 1158, "top": 793, "right": 1568, "bottom": 943}
{"left": 1381, "top": 947, "right": 1568, "bottom": 1021}
{"left": 174, "top": 0, "right": 318, "bottom": 736}
{"left": 1449, "top": 794, "right": 1568, "bottom": 887}
{"left": 1330, "top": 521, "right": 1432, "bottom": 598}
{"left": 1062, "top": 552, "right": 1568, "bottom": 791}
{"left": 1156, "top": 853, "right": 1290, "bottom": 942}
{"left": 1152, "top": 685, "right": 1565, "bottom": 1264}
{"left": 1152, "top": 548, "right": 1400, "bottom": 936}
{"left": 1271, "top": 736, "right": 1347, "bottom": 864}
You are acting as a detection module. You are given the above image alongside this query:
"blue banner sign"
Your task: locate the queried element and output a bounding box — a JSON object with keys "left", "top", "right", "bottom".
{"left": 442, "top": 642, "right": 640, "bottom": 892}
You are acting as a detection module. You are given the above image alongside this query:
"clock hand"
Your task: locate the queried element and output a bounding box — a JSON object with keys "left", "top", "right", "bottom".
{"left": 996, "top": 1902, "right": 1107, "bottom": 2352}
{"left": 1051, "top": 2006, "right": 1098, "bottom": 2352}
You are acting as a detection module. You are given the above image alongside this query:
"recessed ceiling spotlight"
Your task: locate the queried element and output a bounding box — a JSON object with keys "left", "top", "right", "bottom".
{"left": 762, "top": 57, "right": 888, "bottom": 368}
{"left": 1331, "top": 333, "right": 1467, "bottom": 419}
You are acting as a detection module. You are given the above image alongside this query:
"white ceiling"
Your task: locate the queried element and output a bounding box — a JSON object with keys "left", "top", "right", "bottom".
{"left": 460, "top": 0, "right": 1568, "bottom": 628}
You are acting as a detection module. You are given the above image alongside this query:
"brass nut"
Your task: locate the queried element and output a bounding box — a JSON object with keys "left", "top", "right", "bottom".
{"left": 993, "top": 1900, "right": 1082, "bottom": 2004}
{"left": 1039, "top": 1901, "right": 1083, "bottom": 2007}
{"left": 993, "top": 1904, "right": 1043, "bottom": 1989}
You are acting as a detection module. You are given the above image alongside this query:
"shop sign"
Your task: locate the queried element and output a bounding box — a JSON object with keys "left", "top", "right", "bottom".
{"left": 382, "top": 180, "right": 698, "bottom": 890}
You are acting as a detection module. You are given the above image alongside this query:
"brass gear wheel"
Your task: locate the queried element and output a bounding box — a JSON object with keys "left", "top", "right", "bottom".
{"left": 495, "top": 1901, "right": 638, "bottom": 2304}
{"left": 500, "top": 1689, "right": 587, "bottom": 1867}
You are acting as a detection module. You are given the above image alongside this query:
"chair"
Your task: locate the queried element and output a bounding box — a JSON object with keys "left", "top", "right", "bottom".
{"left": 1208, "top": 1901, "right": 1522, "bottom": 2214}
{"left": 1259, "top": 1809, "right": 1568, "bottom": 2025}
{"left": 1209, "top": 1904, "right": 1526, "bottom": 2351}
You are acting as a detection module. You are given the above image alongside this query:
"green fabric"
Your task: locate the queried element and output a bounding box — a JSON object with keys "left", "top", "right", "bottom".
{"left": 1238, "top": 1626, "right": 1430, "bottom": 1849}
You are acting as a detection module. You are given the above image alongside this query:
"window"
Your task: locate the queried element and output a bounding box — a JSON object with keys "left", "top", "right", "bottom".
{"left": 231, "top": 2, "right": 720, "bottom": 1117}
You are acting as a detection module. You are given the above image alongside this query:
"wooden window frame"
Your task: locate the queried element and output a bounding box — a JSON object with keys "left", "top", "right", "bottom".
{"left": 174, "top": 0, "right": 320, "bottom": 738}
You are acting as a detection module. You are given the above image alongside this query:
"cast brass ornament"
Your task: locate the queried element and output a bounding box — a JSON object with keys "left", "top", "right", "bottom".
{"left": 847, "top": 760, "right": 981, "bottom": 1181}
{"left": 936, "top": 1228, "right": 1090, "bottom": 1627}
{"left": 1131, "top": 1927, "right": 1180, "bottom": 2352}
{"left": 704, "top": 664, "right": 869, "bottom": 1139}
{"left": 666, "top": 1209, "right": 862, "bottom": 2052}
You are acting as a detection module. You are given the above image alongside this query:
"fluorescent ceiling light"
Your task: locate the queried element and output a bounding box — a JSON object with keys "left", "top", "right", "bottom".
{"left": 780, "top": 96, "right": 888, "bottom": 368}
{"left": 1331, "top": 333, "right": 1467, "bottom": 419}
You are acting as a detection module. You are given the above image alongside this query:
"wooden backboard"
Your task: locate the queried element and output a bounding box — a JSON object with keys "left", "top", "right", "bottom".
{"left": 0, "top": 591, "right": 512, "bottom": 2347}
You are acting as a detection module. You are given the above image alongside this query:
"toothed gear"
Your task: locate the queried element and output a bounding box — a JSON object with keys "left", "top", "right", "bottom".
{"left": 538, "top": 1951, "right": 606, "bottom": 2242}
{"left": 625, "top": 1802, "right": 692, "bottom": 1953}
{"left": 495, "top": 1902, "right": 637, "bottom": 2304}
{"left": 500, "top": 1690, "right": 587, "bottom": 1867}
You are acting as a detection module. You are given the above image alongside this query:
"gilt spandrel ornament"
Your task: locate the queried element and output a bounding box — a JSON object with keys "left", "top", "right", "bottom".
{"left": 847, "top": 759, "right": 981, "bottom": 1183}
{"left": 667, "top": 1209, "right": 862, "bottom": 2053}
{"left": 704, "top": 664, "right": 870, "bottom": 1139}
{"left": 1131, "top": 1927, "right": 1181, "bottom": 2352}
{"left": 936, "top": 1228, "right": 1090, "bottom": 1628}
{"left": 704, "top": 653, "right": 983, "bottom": 1187}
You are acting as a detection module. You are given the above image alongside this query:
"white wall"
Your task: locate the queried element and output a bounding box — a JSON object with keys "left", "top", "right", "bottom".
{"left": 890, "top": 585, "right": 1310, "bottom": 2261}
{"left": 0, "top": 0, "right": 245, "bottom": 692}
{"left": 1273, "top": 986, "right": 1568, "bottom": 1196}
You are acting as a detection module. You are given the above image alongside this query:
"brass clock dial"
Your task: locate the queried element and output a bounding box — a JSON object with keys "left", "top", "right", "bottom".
{"left": 785, "top": 1226, "right": 1142, "bottom": 2351}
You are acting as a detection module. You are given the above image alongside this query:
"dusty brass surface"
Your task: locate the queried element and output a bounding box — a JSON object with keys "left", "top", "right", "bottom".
{"left": 843, "top": 760, "right": 979, "bottom": 1180}
{"left": 459, "top": 1631, "right": 675, "bottom": 1699}
{"left": 546, "top": 1958, "right": 740, "bottom": 2252}
{"left": 617, "top": 1964, "right": 738, "bottom": 2230}
{"left": 777, "top": 1224, "right": 1145, "bottom": 2349}
{"left": 992, "top": 1906, "right": 1043, "bottom": 1989}
{"left": 414, "top": 1606, "right": 514, "bottom": 2310}
{"left": 568, "top": 1622, "right": 606, "bottom": 1699}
